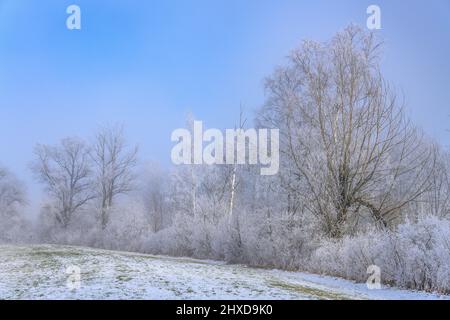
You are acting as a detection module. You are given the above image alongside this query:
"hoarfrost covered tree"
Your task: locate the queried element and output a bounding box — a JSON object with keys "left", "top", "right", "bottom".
{"left": 258, "top": 25, "right": 435, "bottom": 237}
{"left": 0, "top": 167, "right": 26, "bottom": 212}
{"left": 423, "top": 149, "right": 450, "bottom": 218}
{"left": 0, "top": 166, "right": 28, "bottom": 243}
{"left": 32, "top": 138, "right": 93, "bottom": 228}
{"left": 227, "top": 109, "right": 247, "bottom": 225}
{"left": 142, "top": 163, "right": 170, "bottom": 233}
{"left": 167, "top": 164, "right": 223, "bottom": 258}
{"left": 91, "top": 125, "right": 138, "bottom": 229}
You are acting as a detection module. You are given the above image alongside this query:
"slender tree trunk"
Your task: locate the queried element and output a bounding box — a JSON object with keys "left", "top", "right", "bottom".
{"left": 228, "top": 164, "right": 237, "bottom": 226}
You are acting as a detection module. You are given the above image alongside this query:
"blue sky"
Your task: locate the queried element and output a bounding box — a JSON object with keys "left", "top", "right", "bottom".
{"left": 0, "top": 0, "right": 449, "bottom": 210}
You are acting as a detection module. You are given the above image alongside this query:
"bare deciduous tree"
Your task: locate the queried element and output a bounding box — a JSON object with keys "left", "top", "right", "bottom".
{"left": 259, "top": 25, "right": 435, "bottom": 237}
{"left": 32, "top": 138, "right": 93, "bottom": 228}
{"left": 91, "top": 125, "right": 138, "bottom": 229}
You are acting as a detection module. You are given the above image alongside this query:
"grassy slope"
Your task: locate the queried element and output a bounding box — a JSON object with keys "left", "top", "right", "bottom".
{"left": 0, "top": 245, "right": 447, "bottom": 300}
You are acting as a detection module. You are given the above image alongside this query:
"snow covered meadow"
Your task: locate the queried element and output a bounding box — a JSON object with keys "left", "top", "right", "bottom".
{"left": 1, "top": 245, "right": 447, "bottom": 300}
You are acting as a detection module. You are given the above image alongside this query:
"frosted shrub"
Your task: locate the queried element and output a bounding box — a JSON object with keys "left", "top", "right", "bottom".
{"left": 310, "top": 216, "right": 450, "bottom": 293}
{"left": 394, "top": 216, "right": 450, "bottom": 292}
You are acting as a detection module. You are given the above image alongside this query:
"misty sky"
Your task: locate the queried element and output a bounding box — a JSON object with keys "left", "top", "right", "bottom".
{"left": 0, "top": 0, "right": 449, "bottom": 213}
